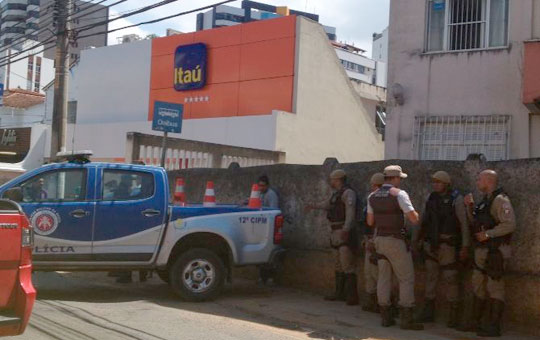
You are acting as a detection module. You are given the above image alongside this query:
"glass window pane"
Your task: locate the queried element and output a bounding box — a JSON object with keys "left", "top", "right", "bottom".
{"left": 489, "top": 0, "right": 508, "bottom": 47}
{"left": 102, "top": 170, "right": 154, "bottom": 201}
{"left": 427, "top": 0, "right": 446, "bottom": 51}
{"left": 20, "top": 170, "right": 86, "bottom": 202}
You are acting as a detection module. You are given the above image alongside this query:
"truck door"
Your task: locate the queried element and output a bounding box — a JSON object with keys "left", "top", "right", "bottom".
{"left": 17, "top": 167, "right": 94, "bottom": 262}
{"left": 92, "top": 168, "right": 167, "bottom": 263}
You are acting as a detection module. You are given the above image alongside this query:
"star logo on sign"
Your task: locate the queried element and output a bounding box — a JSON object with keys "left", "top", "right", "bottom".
{"left": 194, "top": 97, "right": 199, "bottom": 102}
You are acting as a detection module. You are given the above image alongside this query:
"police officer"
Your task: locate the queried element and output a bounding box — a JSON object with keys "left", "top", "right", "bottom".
{"left": 306, "top": 169, "right": 359, "bottom": 306}
{"left": 417, "top": 171, "right": 470, "bottom": 327}
{"left": 361, "top": 173, "right": 384, "bottom": 313}
{"left": 367, "top": 165, "right": 423, "bottom": 330}
{"left": 462, "top": 170, "right": 515, "bottom": 337}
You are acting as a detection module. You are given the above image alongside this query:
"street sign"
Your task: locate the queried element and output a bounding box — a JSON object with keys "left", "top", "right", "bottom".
{"left": 152, "top": 101, "right": 183, "bottom": 134}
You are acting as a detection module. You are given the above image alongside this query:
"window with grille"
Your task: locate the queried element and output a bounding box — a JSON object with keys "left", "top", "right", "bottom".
{"left": 426, "top": 0, "right": 509, "bottom": 52}
{"left": 413, "top": 115, "right": 511, "bottom": 161}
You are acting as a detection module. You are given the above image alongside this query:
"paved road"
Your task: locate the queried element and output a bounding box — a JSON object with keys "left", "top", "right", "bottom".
{"left": 7, "top": 272, "right": 538, "bottom": 340}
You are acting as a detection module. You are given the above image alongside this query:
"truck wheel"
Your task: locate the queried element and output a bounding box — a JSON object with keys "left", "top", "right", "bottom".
{"left": 156, "top": 270, "right": 169, "bottom": 284}
{"left": 169, "top": 248, "right": 225, "bottom": 302}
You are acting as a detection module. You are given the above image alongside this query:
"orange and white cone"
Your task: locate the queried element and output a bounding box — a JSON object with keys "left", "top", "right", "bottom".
{"left": 173, "top": 177, "right": 186, "bottom": 206}
{"left": 203, "top": 181, "right": 216, "bottom": 207}
{"left": 248, "top": 184, "right": 262, "bottom": 209}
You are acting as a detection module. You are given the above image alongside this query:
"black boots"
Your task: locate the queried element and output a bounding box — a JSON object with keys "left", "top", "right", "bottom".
{"left": 400, "top": 308, "right": 424, "bottom": 330}
{"left": 447, "top": 302, "right": 460, "bottom": 328}
{"left": 362, "top": 293, "right": 379, "bottom": 313}
{"left": 419, "top": 299, "right": 435, "bottom": 323}
{"left": 458, "top": 296, "right": 485, "bottom": 332}
{"left": 477, "top": 299, "right": 504, "bottom": 337}
{"left": 344, "top": 273, "right": 359, "bottom": 306}
{"left": 324, "top": 272, "right": 345, "bottom": 301}
{"left": 380, "top": 306, "right": 396, "bottom": 327}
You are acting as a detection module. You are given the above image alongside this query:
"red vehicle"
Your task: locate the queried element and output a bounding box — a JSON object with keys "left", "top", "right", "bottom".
{"left": 0, "top": 199, "right": 35, "bottom": 337}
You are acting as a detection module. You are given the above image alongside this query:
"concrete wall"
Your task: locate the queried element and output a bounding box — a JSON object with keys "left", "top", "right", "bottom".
{"left": 281, "top": 18, "right": 384, "bottom": 164}
{"left": 169, "top": 158, "right": 540, "bottom": 335}
{"left": 386, "top": 0, "right": 537, "bottom": 160}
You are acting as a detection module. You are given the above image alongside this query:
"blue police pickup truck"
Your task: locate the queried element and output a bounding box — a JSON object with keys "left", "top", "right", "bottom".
{"left": 0, "top": 159, "right": 284, "bottom": 301}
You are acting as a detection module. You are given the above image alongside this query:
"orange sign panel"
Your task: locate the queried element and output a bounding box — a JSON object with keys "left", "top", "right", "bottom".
{"left": 149, "top": 16, "right": 296, "bottom": 120}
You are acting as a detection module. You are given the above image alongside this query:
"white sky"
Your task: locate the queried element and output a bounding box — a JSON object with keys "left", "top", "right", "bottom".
{"left": 106, "top": 0, "right": 390, "bottom": 57}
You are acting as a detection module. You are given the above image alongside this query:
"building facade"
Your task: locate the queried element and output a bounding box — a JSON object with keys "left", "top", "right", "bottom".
{"left": 0, "top": 40, "right": 54, "bottom": 95}
{"left": 46, "top": 16, "right": 383, "bottom": 165}
{"left": 196, "top": 1, "right": 337, "bottom": 41}
{"left": 0, "top": 0, "right": 40, "bottom": 48}
{"left": 386, "top": 0, "right": 540, "bottom": 161}
{"left": 38, "top": 0, "right": 108, "bottom": 61}
{"left": 372, "top": 27, "right": 388, "bottom": 63}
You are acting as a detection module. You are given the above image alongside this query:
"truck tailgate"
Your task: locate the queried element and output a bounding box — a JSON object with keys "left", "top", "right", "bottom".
{"left": 0, "top": 214, "right": 21, "bottom": 307}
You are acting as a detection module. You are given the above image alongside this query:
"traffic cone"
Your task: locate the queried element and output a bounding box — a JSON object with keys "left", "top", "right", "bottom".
{"left": 203, "top": 181, "right": 216, "bottom": 207}
{"left": 173, "top": 177, "right": 186, "bottom": 206}
{"left": 248, "top": 184, "right": 262, "bottom": 209}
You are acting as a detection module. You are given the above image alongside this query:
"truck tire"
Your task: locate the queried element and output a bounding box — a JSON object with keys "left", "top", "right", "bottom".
{"left": 169, "top": 248, "right": 225, "bottom": 302}
{"left": 156, "top": 270, "right": 169, "bottom": 284}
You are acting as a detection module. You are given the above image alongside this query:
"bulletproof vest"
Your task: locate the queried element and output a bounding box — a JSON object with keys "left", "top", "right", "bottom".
{"left": 327, "top": 186, "right": 348, "bottom": 223}
{"left": 473, "top": 188, "right": 512, "bottom": 243}
{"left": 368, "top": 185, "right": 404, "bottom": 236}
{"left": 425, "top": 190, "right": 460, "bottom": 239}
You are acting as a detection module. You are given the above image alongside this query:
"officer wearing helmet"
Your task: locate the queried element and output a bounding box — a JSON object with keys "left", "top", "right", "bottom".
{"left": 305, "top": 169, "right": 359, "bottom": 306}
{"left": 416, "top": 171, "right": 470, "bottom": 328}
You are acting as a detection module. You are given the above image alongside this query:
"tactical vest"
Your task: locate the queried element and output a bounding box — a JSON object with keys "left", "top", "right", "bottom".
{"left": 369, "top": 185, "right": 404, "bottom": 237}
{"left": 327, "top": 186, "right": 348, "bottom": 224}
{"left": 425, "top": 190, "right": 460, "bottom": 239}
{"left": 473, "top": 188, "right": 512, "bottom": 245}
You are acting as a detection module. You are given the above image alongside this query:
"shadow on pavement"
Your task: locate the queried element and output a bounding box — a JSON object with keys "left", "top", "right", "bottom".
{"left": 31, "top": 271, "right": 534, "bottom": 340}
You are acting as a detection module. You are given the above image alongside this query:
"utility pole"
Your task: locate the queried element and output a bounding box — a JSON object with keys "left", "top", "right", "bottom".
{"left": 50, "top": 0, "right": 72, "bottom": 159}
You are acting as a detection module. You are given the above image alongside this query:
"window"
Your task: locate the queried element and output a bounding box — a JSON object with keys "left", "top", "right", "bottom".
{"left": 340, "top": 59, "right": 367, "bottom": 74}
{"left": 214, "top": 12, "right": 244, "bottom": 23}
{"left": 102, "top": 170, "right": 154, "bottom": 201}
{"left": 413, "top": 115, "right": 510, "bottom": 160}
{"left": 68, "top": 101, "right": 77, "bottom": 123}
{"left": 19, "top": 170, "right": 87, "bottom": 203}
{"left": 27, "top": 55, "right": 34, "bottom": 91}
{"left": 34, "top": 56, "right": 41, "bottom": 92}
{"left": 6, "top": 3, "right": 27, "bottom": 11}
{"left": 426, "top": 0, "right": 509, "bottom": 52}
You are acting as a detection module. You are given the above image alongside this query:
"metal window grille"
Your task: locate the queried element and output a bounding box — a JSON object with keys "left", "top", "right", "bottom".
{"left": 413, "top": 115, "right": 511, "bottom": 161}
{"left": 448, "top": 0, "right": 485, "bottom": 50}
{"left": 426, "top": 0, "right": 508, "bottom": 52}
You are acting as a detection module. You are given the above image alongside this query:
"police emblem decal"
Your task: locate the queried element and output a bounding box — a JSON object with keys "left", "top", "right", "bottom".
{"left": 31, "top": 208, "right": 61, "bottom": 236}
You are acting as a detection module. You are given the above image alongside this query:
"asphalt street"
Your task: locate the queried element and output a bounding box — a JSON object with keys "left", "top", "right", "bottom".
{"left": 6, "top": 271, "right": 538, "bottom": 340}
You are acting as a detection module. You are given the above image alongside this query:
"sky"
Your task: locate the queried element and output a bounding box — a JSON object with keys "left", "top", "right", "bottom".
{"left": 106, "top": 0, "right": 390, "bottom": 57}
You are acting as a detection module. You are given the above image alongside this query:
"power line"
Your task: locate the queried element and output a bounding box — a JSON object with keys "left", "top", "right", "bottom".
{"left": 74, "top": 0, "right": 182, "bottom": 35}
{"left": 0, "top": 0, "right": 126, "bottom": 57}
{"left": 0, "top": 44, "right": 56, "bottom": 69}
{"left": 76, "top": 0, "right": 237, "bottom": 40}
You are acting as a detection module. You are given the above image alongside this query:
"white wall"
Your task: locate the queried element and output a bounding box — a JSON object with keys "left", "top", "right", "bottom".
{"left": 386, "top": 0, "right": 535, "bottom": 160}
{"left": 77, "top": 39, "right": 152, "bottom": 124}
{"left": 372, "top": 27, "right": 388, "bottom": 63}
{"left": 277, "top": 18, "right": 383, "bottom": 164}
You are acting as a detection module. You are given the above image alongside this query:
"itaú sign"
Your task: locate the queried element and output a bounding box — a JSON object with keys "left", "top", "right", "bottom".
{"left": 174, "top": 43, "right": 207, "bottom": 91}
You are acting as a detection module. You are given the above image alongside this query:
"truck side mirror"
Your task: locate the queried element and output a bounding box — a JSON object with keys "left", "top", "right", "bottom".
{"left": 3, "top": 187, "right": 23, "bottom": 202}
